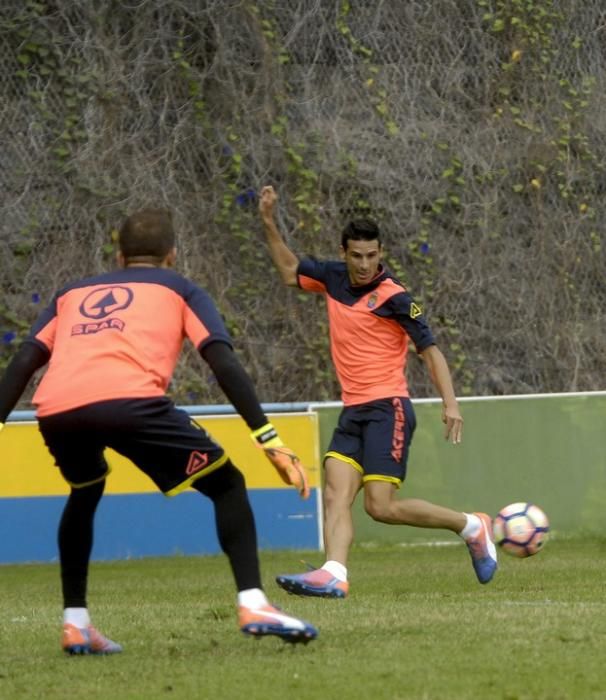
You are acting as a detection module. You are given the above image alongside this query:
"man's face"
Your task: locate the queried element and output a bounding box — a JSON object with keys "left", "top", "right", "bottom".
{"left": 341, "top": 238, "right": 383, "bottom": 286}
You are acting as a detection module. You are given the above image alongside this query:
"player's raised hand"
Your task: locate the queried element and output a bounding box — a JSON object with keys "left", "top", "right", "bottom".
{"left": 251, "top": 423, "right": 310, "bottom": 499}
{"left": 259, "top": 185, "right": 277, "bottom": 221}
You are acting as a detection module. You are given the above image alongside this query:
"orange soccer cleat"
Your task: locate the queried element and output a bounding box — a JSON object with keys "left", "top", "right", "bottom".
{"left": 62, "top": 623, "right": 123, "bottom": 655}
{"left": 238, "top": 603, "right": 317, "bottom": 644}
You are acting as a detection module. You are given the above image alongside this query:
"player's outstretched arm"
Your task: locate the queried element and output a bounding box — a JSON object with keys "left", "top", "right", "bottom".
{"left": 420, "top": 344, "right": 463, "bottom": 444}
{"left": 200, "top": 341, "right": 310, "bottom": 499}
{"left": 0, "top": 342, "right": 49, "bottom": 429}
{"left": 258, "top": 185, "right": 299, "bottom": 287}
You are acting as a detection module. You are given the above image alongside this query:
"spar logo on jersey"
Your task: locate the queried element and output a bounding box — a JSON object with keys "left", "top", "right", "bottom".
{"left": 71, "top": 318, "right": 126, "bottom": 335}
{"left": 79, "top": 286, "right": 134, "bottom": 319}
{"left": 71, "top": 286, "right": 133, "bottom": 335}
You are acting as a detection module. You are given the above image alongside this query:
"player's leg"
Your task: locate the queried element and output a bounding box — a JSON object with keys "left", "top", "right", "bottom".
{"left": 39, "top": 409, "right": 123, "bottom": 654}
{"left": 363, "top": 482, "right": 465, "bottom": 529}
{"left": 58, "top": 480, "right": 105, "bottom": 616}
{"left": 192, "top": 462, "right": 260, "bottom": 592}
{"left": 322, "top": 456, "right": 363, "bottom": 566}
{"left": 193, "top": 463, "right": 317, "bottom": 643}
{"left": 275, "top": 455, "right": 359, "bottom": 598}
{"left": 275, "top": 405, "right": 364, "bottom": 600}
{"left": 58, "top": 480, "right": 123, "bottom": 654}
{"left": 361, "top": 397, "right": 497, "bottom": 584}
{"left": 109, "top": 399, "right": 317, "bottom": 643}
{"left": 363, "top": 483, "right": 496, "bottom": 583}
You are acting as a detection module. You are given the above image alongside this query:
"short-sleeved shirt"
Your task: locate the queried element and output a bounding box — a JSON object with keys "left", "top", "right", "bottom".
{"left": 297, "top": 259, "right": 435, "bottom": 406}
{"left": 27, "top": 267, "right": 232, "bottom": 417}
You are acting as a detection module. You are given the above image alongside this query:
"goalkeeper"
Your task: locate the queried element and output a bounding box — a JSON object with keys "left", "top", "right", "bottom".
{"left": 0, "top": 208, "right": 316, "bottom": 654}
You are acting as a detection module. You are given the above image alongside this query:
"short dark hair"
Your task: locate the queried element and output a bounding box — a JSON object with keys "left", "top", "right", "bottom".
{"left": 341, "top": 218, "right": 381, "bottom": 249}
{"left": 119, "top": 209, "right": 175, "bottom": 261}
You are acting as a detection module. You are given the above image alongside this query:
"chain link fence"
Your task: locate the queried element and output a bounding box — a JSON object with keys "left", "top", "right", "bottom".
{"left": 1, "top": 0, "right": 605, "bottom": 407}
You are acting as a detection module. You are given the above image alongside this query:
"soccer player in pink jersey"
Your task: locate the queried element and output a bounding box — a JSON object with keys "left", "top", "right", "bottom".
{"left": 259, "top": 186, "right": 497, "bottom": 598}
{"left": 0, "top": 208, "right": 317, "bottom": 653}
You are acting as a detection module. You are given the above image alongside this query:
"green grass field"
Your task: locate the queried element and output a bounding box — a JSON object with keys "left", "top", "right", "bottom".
{"left": 1, "top": 539, "right": 605, "bottom": 700}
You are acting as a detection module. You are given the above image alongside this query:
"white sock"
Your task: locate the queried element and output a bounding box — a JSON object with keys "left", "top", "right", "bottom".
{"left": 237, "top": 588, "right": 269, "bottom": 609}
{"left": 459, "top": 513, "right": 481, "bottom": 539}
{"left": 63, "top": 607, "right": 90, "bottom": 628}
{"left": 321, "top": 560, "right": 348, "bottom": 582}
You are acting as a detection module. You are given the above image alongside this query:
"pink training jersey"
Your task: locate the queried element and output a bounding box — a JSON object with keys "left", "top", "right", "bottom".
{"left": 297, "top": 259, "right": 435, "bottom": 406}
{"left": 27, "top": 267, "right": 232, "bottom": 417}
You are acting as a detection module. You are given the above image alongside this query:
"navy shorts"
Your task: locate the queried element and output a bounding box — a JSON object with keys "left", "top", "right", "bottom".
{"left": 326, "top": 397, "right": 416, "bottom": 485}
{"left": 38, "top": 397, "right": 227, "bottom": 496}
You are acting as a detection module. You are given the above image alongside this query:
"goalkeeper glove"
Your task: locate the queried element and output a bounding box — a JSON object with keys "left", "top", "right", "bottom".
{"left": 251, "top": 423, "right": 310, "bottom": 500}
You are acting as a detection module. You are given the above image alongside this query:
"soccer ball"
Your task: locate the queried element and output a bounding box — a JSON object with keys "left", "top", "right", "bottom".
{"left": 493, "top": 502, "right": 549, "bottom": 558}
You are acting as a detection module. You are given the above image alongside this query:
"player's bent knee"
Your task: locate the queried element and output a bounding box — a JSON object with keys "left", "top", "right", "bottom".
{"left": 192, "top": 460, "right": 245, "bottom": 499}
{"left": 364, "top": 498, "right": 392, "bottom": 523}
{"left": 69, "top": 479, "right": 105, "bottom": 505}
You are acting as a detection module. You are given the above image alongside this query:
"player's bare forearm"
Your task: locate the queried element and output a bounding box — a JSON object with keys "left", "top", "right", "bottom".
{"left": 259, "top": 185, "right": 299, "bottom": 287}
{"left": 420, "top": 345, "right": 463, "bottom": 444}
{"left": 262, "top": 216, "right": 299, "bottom": 286}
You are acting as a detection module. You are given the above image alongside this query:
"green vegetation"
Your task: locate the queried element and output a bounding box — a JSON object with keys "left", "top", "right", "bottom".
{"left": 2, "top": 2, "right": 605, "bottom": 401}
{"left": 1, "top": 540, "right": 605, "bottom": 699}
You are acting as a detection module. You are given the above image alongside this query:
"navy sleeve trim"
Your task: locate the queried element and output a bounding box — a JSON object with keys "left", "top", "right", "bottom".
{"left": 378, "top": 292, "right": 436, "bottom": 352}
{"left": 199, "top": 341, "right": 267, "bottom": 430}
{"left": 0, "top": 342, "right": 49, "bottom": 422}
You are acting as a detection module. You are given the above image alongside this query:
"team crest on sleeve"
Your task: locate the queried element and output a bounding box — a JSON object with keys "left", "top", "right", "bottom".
{"left": 409, "top": 302, "right": 423, "bottom": 318}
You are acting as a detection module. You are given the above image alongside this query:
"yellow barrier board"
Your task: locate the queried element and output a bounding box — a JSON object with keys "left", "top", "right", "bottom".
{"left": 0, "top": 412, "right": 320, "bottom": 497}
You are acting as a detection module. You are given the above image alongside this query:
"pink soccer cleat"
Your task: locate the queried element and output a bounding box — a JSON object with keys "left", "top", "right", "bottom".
{"left": 276, "top": 567, "right": 349, "bottom": 599}
{"left": 465, "top": 512, "right": 498, "bottom": 584}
